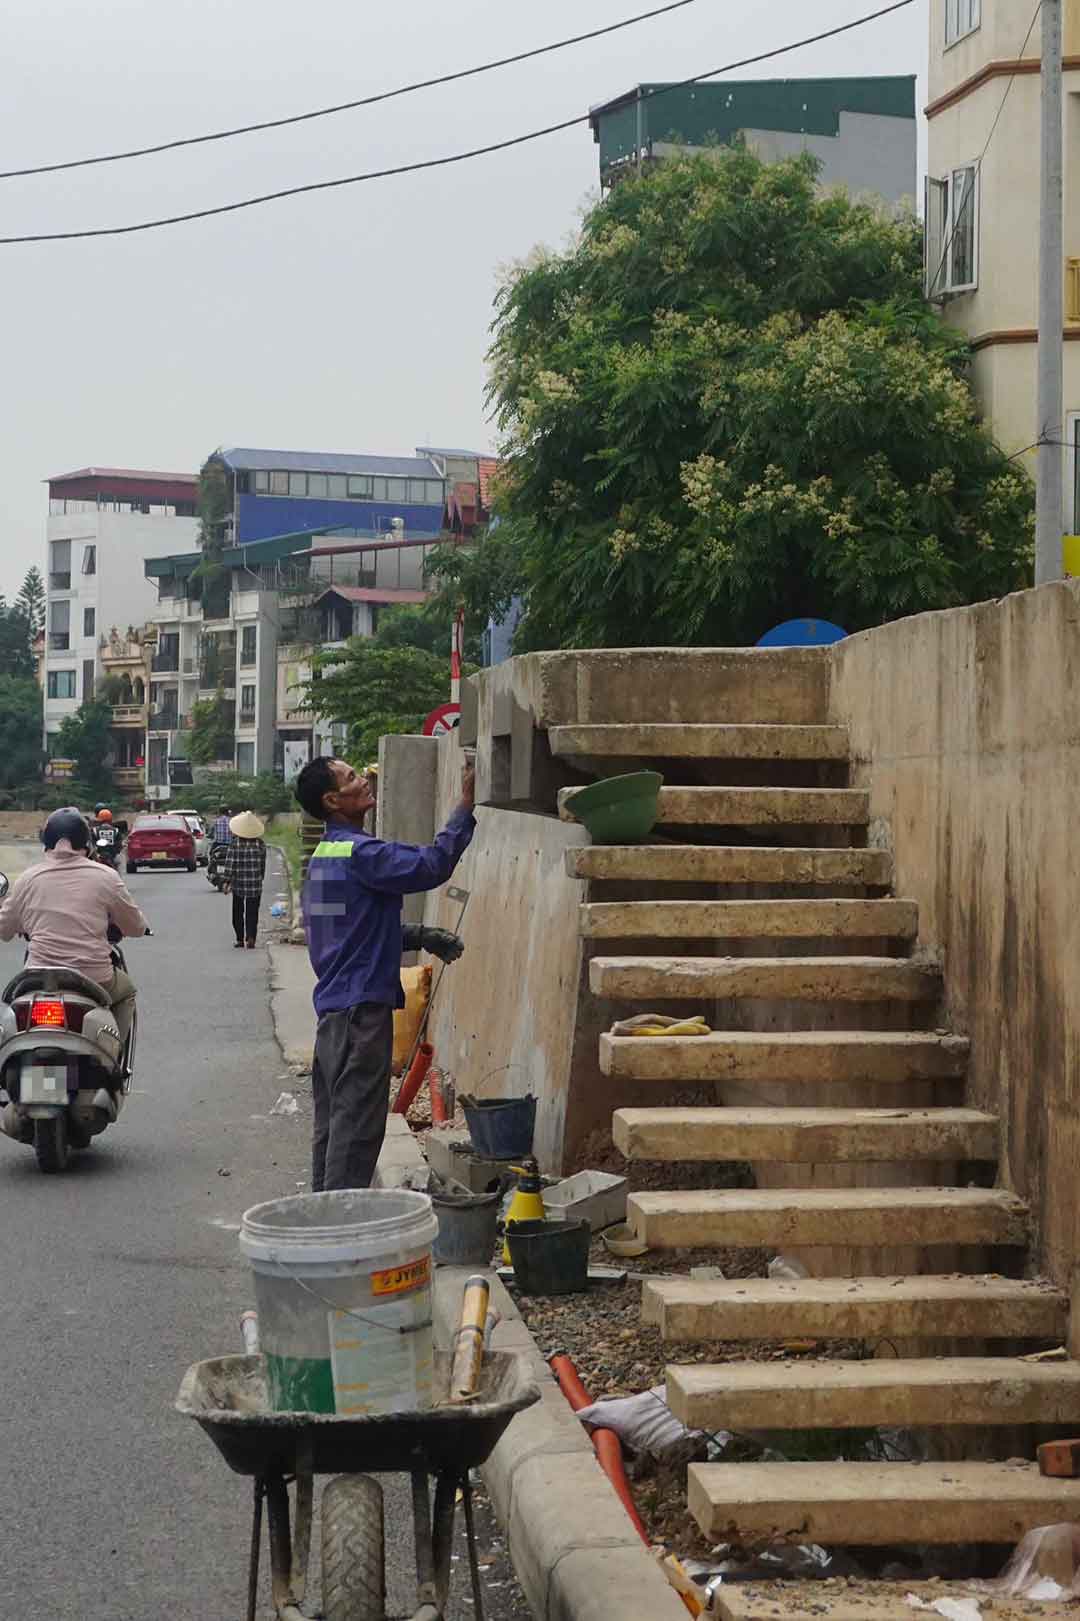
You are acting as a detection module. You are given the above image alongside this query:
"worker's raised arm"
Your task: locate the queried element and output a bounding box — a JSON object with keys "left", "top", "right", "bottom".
{"left": 354, "top": 806, "right": 475, "bottom": 896}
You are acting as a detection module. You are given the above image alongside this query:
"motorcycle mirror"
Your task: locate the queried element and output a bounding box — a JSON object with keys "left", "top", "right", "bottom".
{"left": 0, "top": 872, "right": 8, "bottom": 899}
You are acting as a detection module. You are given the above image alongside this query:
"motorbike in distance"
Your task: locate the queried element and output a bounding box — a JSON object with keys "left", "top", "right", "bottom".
{"left": 0, "top": 871, "right": 151, "bottom": 1173}
{"left": 207, "top": 842, "right": 229, "bottom": 891}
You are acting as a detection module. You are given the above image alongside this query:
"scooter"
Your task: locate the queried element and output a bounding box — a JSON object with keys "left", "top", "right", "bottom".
{"left": 93, "top": 826, "right": 121, "bottom": 870}
{"left": 207, "top": 841, "right": 229, "bottom": 891}
{"left": 0, "top": 874, "right": 147, "bottom": 1173}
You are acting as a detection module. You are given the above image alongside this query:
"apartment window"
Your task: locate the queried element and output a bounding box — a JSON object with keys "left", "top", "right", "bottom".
{"left": 288, "top": 472, "right": 307, "bottom": 497}
{"left": 270, "top": 470, "right": 288, "bottom": 495}
{"left": 240, "top": 683, "right": 256, "bottom": 715}
{"left": 407, "top": 480, "right": 427, "bottom": 503}
{"left": 83, "top": 607, "right": 95, "bottom": 638}
{"left": 83, "top": 658, "right": 96, "bottom": 699}
{"left": 945, "top": 0, "right": 980, "bottom": 46}
{"left": 254, "top": 470, "right": 270, "bottom": 493}
{"left": 372, "top": 477, "right": 388, "bottom": 500}
{"left": 81, "top": 544, "right": 96, "bottom": 575}
{"left": 328, "top": 474, "right": 347, "bottom": 499}
{"left": 49, "top": 538, "right": 72, "bottom": 590}
{"left": 240, "top": 625, "right": 257, "bottom": 666}
{"left": 348, "top": 474, "right": 373, "bottom": 498}
{"left": 47, "top": 669, "right": 77, "bottom": 699}
{"left": 925, "top": 165, "right": 979, "bottom": 297}
{"left": 385, "top": 478, "right": 407, "bottom": 502}
{"left": 308, "top": 472, "right": 329, "bottom": 499}
{"left": 236, "top": 742, "right": 255, "bottom": 774}
{"left": 48, "top": 599, "right": 70, "bottom": 650}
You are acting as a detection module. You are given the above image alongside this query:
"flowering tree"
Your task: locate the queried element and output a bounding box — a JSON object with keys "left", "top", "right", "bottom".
{"left": 461, "top": 147, "right": 1033, "bottom": 649}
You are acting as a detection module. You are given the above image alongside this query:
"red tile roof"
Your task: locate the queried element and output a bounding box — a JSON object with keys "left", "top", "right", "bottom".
{"left": 477, "top": 457, "right": 499, "bottom": 513}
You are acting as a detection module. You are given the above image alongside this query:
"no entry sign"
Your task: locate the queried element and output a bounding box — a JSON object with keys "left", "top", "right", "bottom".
{"left": 422, "top": 702, "right": 461, "bottom": 737}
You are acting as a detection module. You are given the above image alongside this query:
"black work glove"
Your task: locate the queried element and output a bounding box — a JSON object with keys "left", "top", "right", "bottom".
{"left": 418, "top": 926, "right": 464, "bottom": 963}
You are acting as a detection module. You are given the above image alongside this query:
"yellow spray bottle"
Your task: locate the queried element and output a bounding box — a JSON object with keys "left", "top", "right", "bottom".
{"left": 502, "top": 1156, "right": 546, "bottom": 1265}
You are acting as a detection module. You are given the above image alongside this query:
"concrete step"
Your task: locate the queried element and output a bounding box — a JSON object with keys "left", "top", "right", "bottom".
{"left": 642, "top": 1273, "right": 1068, "bottom": 1343}
{"left": 567, "top": 844, "right": 893, "bottom": 887}
{"left": 613, "top": 1105, "right": 998, "bottom": 1163}
{"left": 580, "top": 897, "right": 919, "bottom": 941}
{"left": 549, "top": 723, "right": 850, "bottom": 761}
{"left": 714, "top": 1580, "right": 1080, "bottom": 1621}
{"left": 590, "top": 955, "right": 941, "bottom": 1003}
{"left": 669, "top": 1357, "right": 1080, "bottom": 1432}
{"left": 687, "top": 1460, "right": 1080, "bottom": 1545}
{"left": 600, "top": 1029, "right": 969, "bottom": 1084}
{"left": 560, "top": 786, "right": 870, "bottom": 827}
{"left": 627, "top": 1186, "right": 1028, "bottom": 1250}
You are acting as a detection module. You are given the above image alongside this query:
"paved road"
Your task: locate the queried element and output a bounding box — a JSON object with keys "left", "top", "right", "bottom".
{"left": 0, "top": 853, "right": 526, "bottom": 1620}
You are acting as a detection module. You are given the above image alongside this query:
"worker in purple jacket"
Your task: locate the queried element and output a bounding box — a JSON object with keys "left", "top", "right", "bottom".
{"left": 295, "top": 756, "right": 475, "bottom": 1192}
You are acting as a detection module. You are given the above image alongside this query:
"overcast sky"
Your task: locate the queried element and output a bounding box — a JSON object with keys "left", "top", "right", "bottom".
{"left": 0, "top": 0, "right": 927, "bottom": 600}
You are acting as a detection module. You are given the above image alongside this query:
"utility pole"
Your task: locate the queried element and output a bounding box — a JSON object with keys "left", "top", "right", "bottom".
{"left": 1036, "top": 0, "right": 1065, "bottom": 584}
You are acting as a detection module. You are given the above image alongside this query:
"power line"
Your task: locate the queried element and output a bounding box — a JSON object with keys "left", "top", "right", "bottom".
{"left": 0, "top": 0, "right": 704, "bottom": 182}
{"left": 0, "top": 0, "right": 915, "bottom": 246}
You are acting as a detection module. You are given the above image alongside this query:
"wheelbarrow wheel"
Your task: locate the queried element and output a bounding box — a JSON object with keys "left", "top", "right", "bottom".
{"left": 322, "top": 1474, "right": 385, "bottom": 1621}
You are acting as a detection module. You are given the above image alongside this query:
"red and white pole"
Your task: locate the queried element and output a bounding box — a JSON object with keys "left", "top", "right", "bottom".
{"left": 450, "top": 606, "right": 464, "bottom": 704}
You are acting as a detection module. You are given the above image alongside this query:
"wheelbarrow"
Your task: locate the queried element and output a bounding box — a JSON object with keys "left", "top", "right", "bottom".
{"left": 176, "top": 1347, "right": 538, "bottom": 1620}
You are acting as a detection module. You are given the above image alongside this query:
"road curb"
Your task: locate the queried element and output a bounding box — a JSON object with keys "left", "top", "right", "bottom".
{"left": 374, "top": 1125, "right": 685, "bottom": 1621}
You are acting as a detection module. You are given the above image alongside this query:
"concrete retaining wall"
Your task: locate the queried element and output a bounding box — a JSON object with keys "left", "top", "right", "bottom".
{"left": 829, "top": 580, "right": 1080, "bottom": 1284}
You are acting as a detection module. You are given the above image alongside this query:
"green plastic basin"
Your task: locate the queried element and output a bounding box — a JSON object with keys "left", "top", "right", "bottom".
{"left": 564, "top": 771, "right": 663, "bottom": 843}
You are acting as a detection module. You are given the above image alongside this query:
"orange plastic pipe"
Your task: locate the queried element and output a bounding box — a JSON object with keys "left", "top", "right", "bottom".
{"left": 429, "top": 1069, "right": 448, "bottom": 1126}
{"left": 550, "top": 1354, "right": 650, "bottom": 1545}
{"left": 392, "top": 1041, "right": 434, "bottom": 1116}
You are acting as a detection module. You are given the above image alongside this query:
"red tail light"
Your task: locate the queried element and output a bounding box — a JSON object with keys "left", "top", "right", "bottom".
{"left": 30, "top": 998, "right": 66, "bottom": 1028}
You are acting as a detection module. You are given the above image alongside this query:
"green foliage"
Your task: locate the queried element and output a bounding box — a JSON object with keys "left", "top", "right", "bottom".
{"left": 96, "top": 672, "right": 129, "bottom": 704}
{"left": 0, "top": 676, "right": 43, "bottom": 789}
{"left": 191, "top": 454, "right": 231, "bottom": 612}
{"left": 184, "top": 771, "right": 293, "bottom": 818}
{"left": 372, "top": 601, "right": 483, "bottom": 664}
{"left": 55, "top": 700, "right": 114, "bottom": 799}
{"left": 301, "top": 641, "right": 454, "bottom": 765}
{"left": 424, "top": 526, "right": 526, "bottom": 641}
{"left": 188, "top": 691, "right": 235, "bottom": 763}
{"left": 484, "top": 147, "right": 1034, "bottom": 648}
{"left": 0, "top": 598, "right": 35, "bottom": 678}
{"left": 15, "top": 567, "right": 46, "bottom": 639}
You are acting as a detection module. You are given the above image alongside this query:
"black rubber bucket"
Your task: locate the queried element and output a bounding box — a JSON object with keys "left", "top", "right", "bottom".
{"left": 506, "top": 1218, "right": 590, "bottom": 1295}
{"left": 462, "top": 1094, "right": 536, "bottom": 1159}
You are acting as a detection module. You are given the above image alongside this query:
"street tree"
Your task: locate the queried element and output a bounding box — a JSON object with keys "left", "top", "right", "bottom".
{"left": 0, "top": 676, "right": 43, "bottom": 790}
{"left": 55, "top": 699, "right": 114, "bottom": 800}
{"left": 15, "top": 566, "right": 46, "bottom": 639}
{"left": 0, "top": 599, "right": 34, "bottom": 679}
{"left": 466, "top": 147, "right": 1033, "bottom": 649}
{"left": 300, "top": 642, "right": 452, "bottom": 765}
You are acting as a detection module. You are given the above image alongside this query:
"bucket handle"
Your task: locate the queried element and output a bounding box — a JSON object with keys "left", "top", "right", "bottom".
{"left": 267, "top": 1252, "right": 432, "bottom": 1339}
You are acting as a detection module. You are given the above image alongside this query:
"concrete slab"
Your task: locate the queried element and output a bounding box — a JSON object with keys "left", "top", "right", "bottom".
{"left": 628, "top": 1186, "right": 1029, "bottom": 1250}
{"left": 268, "top": 941, "right": 316, "bottom": 1068}
{"left": 559, "top": 785, "right": 870, "bottom": 826}
{"left": 373, "top": 1114, "right": 425, "bottom": 1189}
{"left": 549, "top": 723, "right": 850, "bottom": 760}
{"left": 687, "top": 1460, "right": 1080, "bottom": 1544}
{"left": 590, "top": 954, "right": 941, "bottom": 1003}
{"left": 600, "top": 1029, "right": 970, "bottom": 1084}
{"left": 613, "top": 1105, "right": 999, "bottom": 1163}
{"left": 714, "top": 1580, "right": 1080, "bottom": 1621}
{"left": 669, "top": 1356, "right": 1080, "bottom": 1431}
{"left": 580, "top": 898, "right": 919, "bottom": 940}
{"left": 567, "top": 844, "right": 893, "bottom": 885}
{"left": 642, "top": 1272, "right": 1068, "bottom": 1342}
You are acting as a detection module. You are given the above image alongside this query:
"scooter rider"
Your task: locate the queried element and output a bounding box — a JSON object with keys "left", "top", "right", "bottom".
{"left": 0, "top": 808, "right": 148, "bottom": 1057}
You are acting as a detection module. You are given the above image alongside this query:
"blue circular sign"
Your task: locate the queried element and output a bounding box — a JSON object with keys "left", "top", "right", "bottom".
{"left": 756, "top": 618, "right": 847, "bottom": 648}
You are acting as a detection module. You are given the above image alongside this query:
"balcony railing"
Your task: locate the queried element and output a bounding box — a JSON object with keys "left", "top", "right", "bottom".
{"left": 48, "top": 632, "right": 70, "bottom": 651}
{"left": 152, "top": 651, "right": 180, "bottom": 673}
{"left": 111, "top": 704, "right": 147, "bottom": 726}
{"left": 239, "top": 708, "right": 256, "bottom": 727}
{"left": 112, "top": 766, "right": 145, "bottom": 788}
{"left": 148, "top": 710, "right": 180, "bottom": 733}
{"left": 49, "top": 572, "right": 71, "bottom": 591}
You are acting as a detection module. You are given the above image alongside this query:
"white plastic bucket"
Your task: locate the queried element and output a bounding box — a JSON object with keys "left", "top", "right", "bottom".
{"left": 240, "top": 1188, "right": 439, "bottom": 1416}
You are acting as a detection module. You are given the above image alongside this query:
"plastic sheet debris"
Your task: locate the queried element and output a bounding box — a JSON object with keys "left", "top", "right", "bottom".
{"left": 768, "top": 1254, "right": 810, "bottom": 1281}
{"left": 269, "top": 901, "right": 287, "bottom": 919}
{"left": 575, "top": 1385, "right": 704, "bottom": 1463}
{"left": 906, "top": 1597, "right": 983, "bottom": 1621}
{"left": 269, "top": 1092, "right": 299, "bottom": 1116}
{"left": 980, "top": 1522, "right": 1080, "bottom": 1599}
{"left": 689, "top": 1265, "right": 726, "bottom": 1282}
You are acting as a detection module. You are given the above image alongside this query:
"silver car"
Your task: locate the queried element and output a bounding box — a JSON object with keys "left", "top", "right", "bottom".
{"left": 173, "top": 810, "right": 209, "bottom": 866}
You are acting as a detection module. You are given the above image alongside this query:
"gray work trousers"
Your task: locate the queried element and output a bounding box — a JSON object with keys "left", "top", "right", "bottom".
{"left": 311, "top": 1003, "right": 394, "bottom": 1193}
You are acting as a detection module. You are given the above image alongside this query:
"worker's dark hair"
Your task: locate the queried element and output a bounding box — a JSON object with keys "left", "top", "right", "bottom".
{"left": 295, "top": 757, "right": 338, "bottom": 821}
{"left": 218, "top": 805, "right": 230, "bottom": 816}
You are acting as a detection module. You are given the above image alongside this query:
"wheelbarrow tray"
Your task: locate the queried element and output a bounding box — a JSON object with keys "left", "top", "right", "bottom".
{"left": 176, "top": 1350, "right": 538, "bottom": 1478}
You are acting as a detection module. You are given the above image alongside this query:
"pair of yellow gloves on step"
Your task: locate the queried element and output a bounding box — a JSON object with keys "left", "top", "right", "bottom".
{"left": 609, "top": 1013, "right": 711, "bottom": 1038}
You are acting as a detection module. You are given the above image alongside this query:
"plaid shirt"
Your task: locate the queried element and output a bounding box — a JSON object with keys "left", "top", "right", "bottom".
{"left": 223, "top": 838, "right": 267, "bottom": 897}
{"left": 211, "top": 815, "right": 232, "bottom": 846}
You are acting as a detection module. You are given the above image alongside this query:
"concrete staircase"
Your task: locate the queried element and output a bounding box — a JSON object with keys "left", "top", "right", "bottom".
{"left": 557, "top": 709, "right": 1080, "bottom": 1573}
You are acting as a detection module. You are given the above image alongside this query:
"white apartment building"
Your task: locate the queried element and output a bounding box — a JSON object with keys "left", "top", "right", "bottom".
{"left": 43, "top": 468, "right": 198, "bottom": 749}
{"left": 925, "top": 0, "right": 1080, "bottom": 526}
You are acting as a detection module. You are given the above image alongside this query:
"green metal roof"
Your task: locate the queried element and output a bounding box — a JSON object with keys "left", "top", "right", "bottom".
{"left": 589, "top": 76, "right": 916, "bottom": 179}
